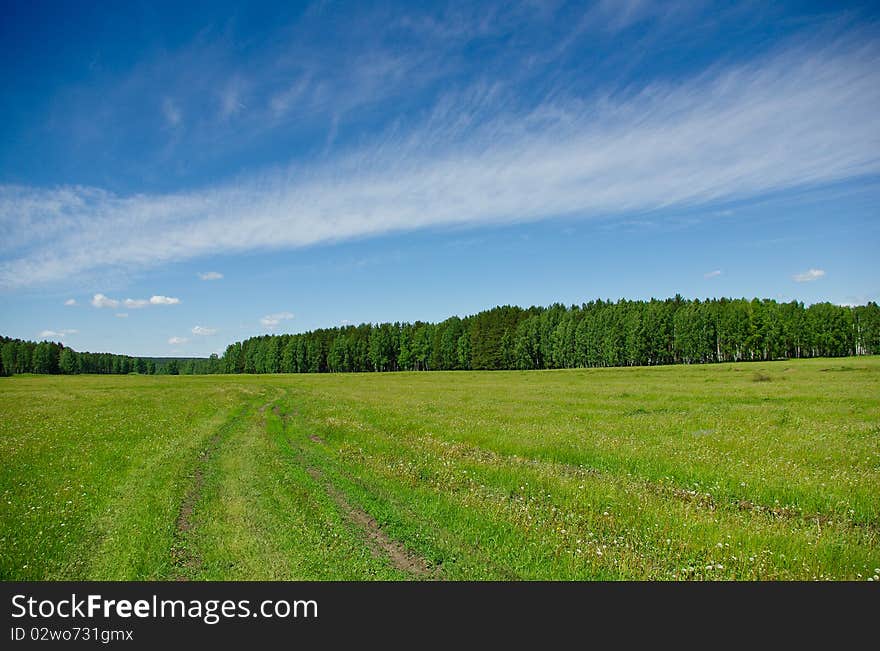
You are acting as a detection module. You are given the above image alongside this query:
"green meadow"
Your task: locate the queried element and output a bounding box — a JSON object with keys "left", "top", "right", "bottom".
{"left": 1, "top": 357, "right": 878, "bottom": 580}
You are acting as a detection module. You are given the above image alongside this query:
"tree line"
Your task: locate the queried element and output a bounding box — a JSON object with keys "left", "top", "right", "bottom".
{"left": 0, "top": 336, "right": 222, "bottom": 376}
{"left": 221, "top": 297, "right": 880, "bottom": 374}
{"left": 3, "top": 297, "right": 878, "bottom": 378}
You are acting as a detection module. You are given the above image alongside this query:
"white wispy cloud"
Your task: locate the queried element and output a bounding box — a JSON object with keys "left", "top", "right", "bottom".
{"left": 1, "top": 34, "right": 878, "bottom": 288}
{"left": 124, "top": 298, "right": 149, "bottom": 308}
{"left": 162, "top": 97, "right": 182, "bottom": 127}
{"left": 588, "top": 0, "right": 664, "bottom": 33}
{"left": 168, "top": 336, "right": 188, "bottom": 344}
{"left": 191, "top": 325, "right": 217, "bottom": 336}
{"left": 197, "top": 271, "right": 223, "bottom": 280}
{"left": 115, "top": 313, "right": 128, "bottom": 318}
{"left": 219, "top": 77, "right": 246, "bottom": 119}
{"left": 793, "top": 268, "right": 826, "bottom": 282}
{"left": 704, "top": 270, "right": 722, "bottom": 279}
{"left": 269, "top": 76, "right": 313, "bottom": 119}
{"left": 39, "top": 328, "right": 78, "bottom": 339}
{"left": 260, "top": 312, "right": 294, "bottom": 328}
{"left": 64, "top": 298, "right": 76, "bottom": 306}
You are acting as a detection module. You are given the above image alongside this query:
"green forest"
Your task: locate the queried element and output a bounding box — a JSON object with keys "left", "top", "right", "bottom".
{"left": 4, "top": 296, "right": 879, "bottom": 377}
{"left": 0, "top": 337, "right": 221, "bottom": 377}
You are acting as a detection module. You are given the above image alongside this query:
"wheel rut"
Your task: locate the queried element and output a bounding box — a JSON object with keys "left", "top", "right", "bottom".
{"left": 305, "top": 466, "right": 440, "bottom": 579}
{"left": 267, "top": 395, "right": 441, "bottom": 579}
{"left": 171, "top": 400, "right": 262, "bottom": 580}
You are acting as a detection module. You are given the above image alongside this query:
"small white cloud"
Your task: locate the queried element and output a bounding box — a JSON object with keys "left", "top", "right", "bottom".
{"left": 91, "top": 293, "right": 119, "bottom": 308}
{"left": 115, "top": 313, "right": 128, "bottom": 318}
{"left": 260, "top": 311, "right": 294, "bottom": 328}
{"left": 793, "top": 268, "right": 826, "bottom": 282}
{"left": 39, "top": 329, "right": 77, "bottom": 339}
{"left": 197, "top": 271, "right": 223, "bottom": 281}
{"left": 93, "top": 293, "right": 179, "bottom": 309}
{"left": 168, "top": 336, "right": 189, "bottom": 345}
{"left": 191, "top": 325, "right": 217, "bottom": 336}
{"left": 704, "top": 270, "right": 722, "bottom": 279}
{"left": 64, "top": 298, "right": 77, "bottom": 306}
{"left": 340, "top": 319, "right": 352, "bottom": 325}
{"left": 150, "top": 295, "right": 180, "bottom": 305}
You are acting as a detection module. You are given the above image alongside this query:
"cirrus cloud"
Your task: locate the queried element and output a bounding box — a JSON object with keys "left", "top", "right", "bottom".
{"left": 191, "top": 325, "right": 217, "bottom": 336}
{"left": 1, "top": 33, "right": 879, "bottom": 289}
{"left": 161, "top": 97, "right": 182, "bottom": 127}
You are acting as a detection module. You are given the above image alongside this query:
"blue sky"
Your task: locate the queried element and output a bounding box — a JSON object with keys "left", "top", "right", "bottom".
{"left": 1, "top": 0, "right": 878, "bottom": 357}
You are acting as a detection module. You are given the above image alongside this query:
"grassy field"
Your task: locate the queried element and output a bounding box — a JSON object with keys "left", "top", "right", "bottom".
{"left": 1, "top": 357, "right": 878, "bottom": 580}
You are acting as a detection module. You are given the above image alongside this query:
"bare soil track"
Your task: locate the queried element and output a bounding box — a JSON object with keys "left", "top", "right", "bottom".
{"left": 172, "top": 438, "right": 220, "bottom": 579}
{"left": 171, "top": 405, "right": 253, "bottom": 579}
{"left": 305, "top": 466, "right": 439, "bottom": 579}
{"left": 269, "top": 396, "right": 440, "bottom": 579}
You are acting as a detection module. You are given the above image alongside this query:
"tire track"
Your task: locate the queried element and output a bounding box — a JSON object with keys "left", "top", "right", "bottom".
{"left": 305, "top": 466, "right": 440, "bottom": 579}
{"left": 171, "top": 401, "right": 263, "bottom": 580}
{"left": 284, "top": 442, "right": 518, "bottom": 579}
{"left": 266, "top": 396, "right": 442, "bottom": 579}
